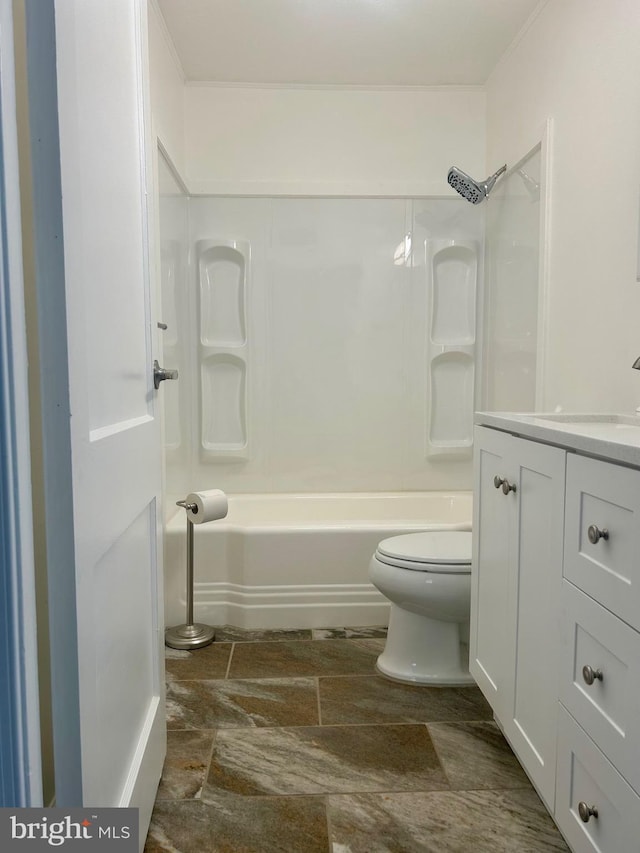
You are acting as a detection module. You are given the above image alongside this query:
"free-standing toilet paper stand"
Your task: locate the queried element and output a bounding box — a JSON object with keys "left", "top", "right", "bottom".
{"left": 165, "top": 498, "right": 216, "bottom": 650}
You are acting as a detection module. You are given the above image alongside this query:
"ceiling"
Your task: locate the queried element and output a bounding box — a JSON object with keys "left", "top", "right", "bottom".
{"left": 157, "top": 0, "right": 543, "bottom": 87}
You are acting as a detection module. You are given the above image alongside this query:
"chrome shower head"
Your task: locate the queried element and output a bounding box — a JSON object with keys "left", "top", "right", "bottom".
{"left": 447, "top": 164, "right": 507, "bottom": 204}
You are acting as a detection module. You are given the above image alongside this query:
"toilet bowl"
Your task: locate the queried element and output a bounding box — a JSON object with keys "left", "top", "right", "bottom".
{"left": 369, "top": 530, "right": 474, "bottom": 685}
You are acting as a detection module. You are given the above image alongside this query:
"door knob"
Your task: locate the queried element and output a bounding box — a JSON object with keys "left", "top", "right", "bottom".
{"left": 494, "top": 476, "right": 505, "bottom": 489}
{"left": 153, "top": 360, "right": 178, "bottom": 390}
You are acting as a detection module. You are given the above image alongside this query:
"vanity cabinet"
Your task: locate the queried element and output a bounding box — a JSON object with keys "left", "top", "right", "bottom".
{"left": 471, "top": 425, "right": 565, "bottom": 808}
{"left": 472, "top": 417, "right": 640, "bottom": 853}
{"left": 556, "top": 453, "right": 640, "bottom": 852}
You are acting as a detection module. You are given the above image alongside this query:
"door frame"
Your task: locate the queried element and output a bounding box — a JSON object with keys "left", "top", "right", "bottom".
{"left": 22, "top": 0, "right": 84, "bottom": 805}
{"left": 0, "top": 0, "right": 43, "bottom": 807}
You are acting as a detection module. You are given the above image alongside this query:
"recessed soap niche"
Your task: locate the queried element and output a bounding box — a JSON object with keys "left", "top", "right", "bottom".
{"left": 201, "top": 355, "right": 247, "bottom": 452}
{"left": 426, "top": 238, "right": 478, "bottom": 458}
{"left": 197, "top": 239, "right": 250, "bottom": 461}
{"left": 199, "top": 244, "right": 247, "bottom": 347}
{"left": 429, "top": 352, "right": 475, "bottom": 448}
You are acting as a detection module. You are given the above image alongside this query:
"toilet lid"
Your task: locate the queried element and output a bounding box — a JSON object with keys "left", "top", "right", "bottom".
{"left": 376, "top": 531, "right": 472, "bottom": 573}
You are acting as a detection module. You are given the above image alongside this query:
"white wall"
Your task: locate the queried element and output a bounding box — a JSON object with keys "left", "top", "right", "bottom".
{"left": 157, "top": 154, "right": 190, "bottom": 515}
{"left": 184, "top": 85, "right": 486, "bottom": 196}
{"left": 148, "top": 0, "right": 186, "bottom": 177}
{"left": 147, "top": 44, "right": 489, "bottom": 494}
{"left": 486, "top": 0, "right": 640, "bottom": 413}
{"left": 185, "top": 197, "right": 484, "bottom": 494}
{"left": 483, "top": 146, "right": 542, "bottom": 412}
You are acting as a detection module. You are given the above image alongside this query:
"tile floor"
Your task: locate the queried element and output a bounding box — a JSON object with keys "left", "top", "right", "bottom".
{"left": 145, "top": 627, "right": 569, "bottom": 852}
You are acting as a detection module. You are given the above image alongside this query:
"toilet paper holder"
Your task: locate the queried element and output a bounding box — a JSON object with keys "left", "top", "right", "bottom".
{"left": 176, "top": 498, "right": 196, "bottom": 513}
{"left": 165, "top": 498, "right": 216, "bottom": 650}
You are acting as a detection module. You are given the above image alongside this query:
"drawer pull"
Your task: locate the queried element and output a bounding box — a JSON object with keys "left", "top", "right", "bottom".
{"left": 501, "top": 479, "right": 517, "bottom": 495}
{"left": 587, "top": 524, "right": 609, "bottom": 544}
{"left": 582, "top": 665, "right": 603, "bottom": 685}
{"left": 493, "top": 476, "right": 505, "bottom": 489}
{"left": 578, "top": 802, "right": 599, "bottom": 823}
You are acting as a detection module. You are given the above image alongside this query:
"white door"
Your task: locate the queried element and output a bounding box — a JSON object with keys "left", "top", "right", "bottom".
{"left": 502, "top": 435, "right": 565, "bottom": 809}
{"left": 470, "top": 425, "right": 512, "bottom": 719}
{"left": 54, "top": 0, "right": 165, "bottom": 838}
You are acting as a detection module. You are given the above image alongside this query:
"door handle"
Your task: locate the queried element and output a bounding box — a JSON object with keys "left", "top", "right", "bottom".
{"left": 153, "top": 359, "right": 178, "bottom": 390}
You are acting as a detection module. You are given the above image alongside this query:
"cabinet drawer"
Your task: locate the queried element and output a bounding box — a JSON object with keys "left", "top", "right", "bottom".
{"left": 560, "top": 580, "right": 640, "bottom": 793}
{"left": 564, "top": 454, "right": 640, "bottom": 631}
{"left": 556, "top": 705, "right": 640, "bottom": 853}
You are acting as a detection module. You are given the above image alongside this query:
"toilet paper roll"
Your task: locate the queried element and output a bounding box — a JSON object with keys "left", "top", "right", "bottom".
{"left": 185, "top": 490, "right": 228, "bottom": 524}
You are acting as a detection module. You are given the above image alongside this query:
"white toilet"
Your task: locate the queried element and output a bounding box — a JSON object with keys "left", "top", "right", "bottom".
{"left": 369, "top": 530, "right": 474, "bottom": 685}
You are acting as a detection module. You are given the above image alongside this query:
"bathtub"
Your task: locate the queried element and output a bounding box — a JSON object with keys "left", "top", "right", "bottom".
{"left": 164, "top": 491, "right": 472, "bottom": 630}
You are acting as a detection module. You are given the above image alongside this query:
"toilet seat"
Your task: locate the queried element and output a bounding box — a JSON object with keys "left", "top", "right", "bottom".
{"left": 375, "top": 531, "right": 472, "bottom": 573}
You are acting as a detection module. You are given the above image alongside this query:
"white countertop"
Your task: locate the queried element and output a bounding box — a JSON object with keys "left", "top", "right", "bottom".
{"left": 475, "top": 412, "right": 640, "bottom": 468}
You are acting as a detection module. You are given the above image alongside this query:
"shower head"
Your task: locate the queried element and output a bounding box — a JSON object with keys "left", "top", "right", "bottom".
{"left": 447, "top": 164, "right": 507, "bottom": 204}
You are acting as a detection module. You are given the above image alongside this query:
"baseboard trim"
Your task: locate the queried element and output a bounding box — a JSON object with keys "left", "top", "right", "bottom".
{"left": 191, "top": 581, "right": 390, "bottom": 629}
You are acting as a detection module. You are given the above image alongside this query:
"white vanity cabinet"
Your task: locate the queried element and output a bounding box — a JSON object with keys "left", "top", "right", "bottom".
{"left": 555, "top": 453, "right": 640, "bottom": 853}
{"left": 472, "top": 414, "right": 640, "bottom": 853}
{"left": 471, "top": 425, "right": 565, "bottom": 808}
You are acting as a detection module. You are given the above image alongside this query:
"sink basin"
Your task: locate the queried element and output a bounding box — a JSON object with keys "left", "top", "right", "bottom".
{"left": 477, "top": 411, "right": 640, "bottom": 463}
{"left": 530, "top": 413, "right": 640, "bottom": 441}
{"left": 534, "top": 413, "right": 640, "bottom": 426}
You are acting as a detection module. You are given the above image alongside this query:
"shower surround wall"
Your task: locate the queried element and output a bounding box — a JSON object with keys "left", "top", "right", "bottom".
{"left": 159, "top": 194, "right": 483, "bottom": 627}
{"left": 158, "top": 155, "right": 189, "bottom": 517}
{"left": 182, "top": 197, "right": 483, "bottom": 494}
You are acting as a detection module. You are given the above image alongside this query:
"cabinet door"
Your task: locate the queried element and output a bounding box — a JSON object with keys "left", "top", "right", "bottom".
{"left": 471, "top": 426, "right": 513, "bottom": 719}
{"left": 502, "top": 435, "right": 565, "bottom": 809}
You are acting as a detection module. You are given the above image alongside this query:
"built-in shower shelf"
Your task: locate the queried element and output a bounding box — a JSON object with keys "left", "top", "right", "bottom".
{"left": 426, "top": 238, "right": 478, "bottom": 458}
{"left": 197, "top": 239, "right": 251, "bottom": 461}
{"left": 430, "top": 241, "right": 477, "bottom": 346}
{"left": 201, "top": 354, "right": 247, "bottom": 453}
{"left": 199, "top": 242, "right": 248, "bottom": 347}
{"left": 428, "top": 352, "right": 475, "bottom": 450}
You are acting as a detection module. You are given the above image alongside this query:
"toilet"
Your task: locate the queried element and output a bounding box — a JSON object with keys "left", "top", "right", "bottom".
{"left": 369, "top": 530, "right": 474, "bottom": 685}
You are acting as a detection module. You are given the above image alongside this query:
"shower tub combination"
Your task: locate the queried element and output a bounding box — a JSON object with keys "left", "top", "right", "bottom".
{"left": 164, "top": 491, "right": 472, "bottom": 630}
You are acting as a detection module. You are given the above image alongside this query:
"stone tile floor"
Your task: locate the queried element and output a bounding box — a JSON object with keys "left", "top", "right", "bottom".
{"left": 145, "top": 627, "right": 569, "bottom": 852}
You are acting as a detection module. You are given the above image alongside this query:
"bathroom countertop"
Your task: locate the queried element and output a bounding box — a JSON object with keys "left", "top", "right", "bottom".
{"left": 475, "top": 411, "right": 640, "bottom": 468}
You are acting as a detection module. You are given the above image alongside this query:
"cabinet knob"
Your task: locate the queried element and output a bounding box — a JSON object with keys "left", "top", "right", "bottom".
{"left": 493, "top": 475, "right": 505, "bottom": 489}
{"left": 578, "top": 802, "right": 598, "bottom": 823}
{"left": 501, "top": 479, "right": 517, "bottom": 495}
{"left": 587, "top": 524, "right": 609, "bottom": 544}
{"left": 582, "top": 665, "right": 603, "bottom": 686}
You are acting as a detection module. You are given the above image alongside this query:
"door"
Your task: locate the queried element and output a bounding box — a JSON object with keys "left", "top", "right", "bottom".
{"left": 51, "top": 0, "right": 164, "bottom": 837}
{"left": 503, "top": 435, "right": 565, "bottom": 809}
{"left": 470, "top": 425, "right": 512, "bottom": 719}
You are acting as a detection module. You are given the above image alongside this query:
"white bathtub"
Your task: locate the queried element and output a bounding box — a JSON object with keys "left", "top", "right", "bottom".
{"left": 164, "top": 491, "right": 472, "bottom": 630}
